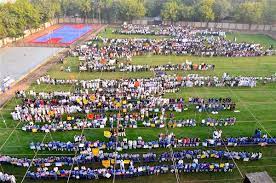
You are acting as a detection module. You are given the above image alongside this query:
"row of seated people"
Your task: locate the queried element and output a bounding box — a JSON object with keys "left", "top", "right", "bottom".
{"left": 26, "top": 162, "right": 235, "bottom": 180}
{"left": 29, "top": 133, "right": 275, "bottom": 152}
{"left": 0, "top": 150, "right": 261, "bottom": 169}
{"left": 11, "top": 92, "right": 236, "bottom": 122}
{"left": 21, "top": 117, "right": 236, "bottom": 133}
{"left": 116, "top": 24, "right": 226, "bottom": 37}
{"left": 79, "top": 62, "right": 215, "bottom": 72}
{"left": 0, "top": 172, "right": 16, "bottom": 183}
{"left": 74, "top": 35, "right": 269, "bottom": 60}
{"left": 36, "top": 74, "right": 267, "bottom": 92}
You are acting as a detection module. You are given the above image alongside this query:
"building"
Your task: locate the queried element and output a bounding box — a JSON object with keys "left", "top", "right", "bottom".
{"left": 244, "top": 171, "right": 274, "bottom": 183}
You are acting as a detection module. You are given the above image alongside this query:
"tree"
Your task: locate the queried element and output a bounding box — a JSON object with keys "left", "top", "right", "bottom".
{"left": 213, "top": 0, "right": 231, "bottom": 21}
{"left": 60, "top": 0, "right": 80, "bottom": 17}
{"left": 15, "top": 0, "right": 40, "bottom": 30}
{"left": 77, "top": 0, "right": 92, "bottom": 22}
{"left": 178, "top": 4, "right": 192, "bottom": 21}
{"left": 161, "top": 0, "right": 181, "bottom": 22}
{"left": 193, "top": 0, "right": 215, "bottom": 22}
{"left": 116, "top": 0, "right": 146, "bottom": 21}
{"left": 93, "top": 0, "right": 113, "bottom": 23}
{"left": 261, "top": 0, "right": 276, "bottom": 23}
{"left": 1, "top": 3, "right": 25, "bottom": 38}
{"left": 145, "top": 0, "right": 164, "bottom": 17}
{"left": 0, "top": 23, "right": 6, "bottom": 39}
{"left": 181, "top": 0, "right": 200, "bottom": 6}
{"left": 0, "top": 6, "right": 7, "bottom": 39}
{"left": 235, "top": 1, "right": 264, "bottom": 24}
{"left": 31, "top": 0, "right": 61, "bottom": 22}
{"left": 100, "top": 0, "right": 113, "bottom": 23}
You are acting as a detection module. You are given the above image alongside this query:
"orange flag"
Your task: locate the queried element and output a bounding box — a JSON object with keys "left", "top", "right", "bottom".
{"left": 102, "top": 160, "right": 111, "bottom": 168}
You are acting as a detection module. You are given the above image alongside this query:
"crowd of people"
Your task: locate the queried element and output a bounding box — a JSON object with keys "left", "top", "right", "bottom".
{"left": 116, "top": 24, "right": 226, "bottom": 37}
{"left": 4, "top": 24, "right": 276, "bottom": 181}
{"left": 79, "top": 60, "right": 215, "bottom": 73}
{"left": 201, "top": 117, "right": 236, "bottom": 126}
{"left": 20, "top": 116, "right": 236, "bottom": 133}
{"left": 0, "top": 172, "right": 16, "bottom": 183}
{"left": 36, "top": 73, "right": 266, "bottom": 94}
{"left": 29, "top": 132, "right": 275, "bottom": 152}
{"left": 29, "top": 135, "right": 201, "bottom": 152}
{"left": 74, "top": 37, "right": 268, "bottom": 63}
{"left": 203, "top": 136, "right": 276, "bottom": 147}
{"left": 12, "top": 87, "right": 237, "bottom": 123}
{"left": 0, "top": 150, "right": 261, "bottom": 169}
{"left": 26, "top": 162, "right": 235, "bottom": 180}
{"left": 72, "top": 27, "right": 273, "bottom": 68}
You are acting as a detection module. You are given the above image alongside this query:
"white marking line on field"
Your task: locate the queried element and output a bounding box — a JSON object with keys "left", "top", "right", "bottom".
{"left": 0, "top": 88, "right": 30, "bottom": 175}
{"left": 181, "top": 178, "right": 243, "bottom": 182}
{"left": 227, "top": 87, "right": 276, "bottom": 145}
{"left": 0, "top": 174, "right": 245, "bottom": 182}
{"left": 0, "top": 119, "right": 274, "bottom": 132}
{"left": 66, "top": 125, "right": 86, "bottom": 183}
{"left": 19, "top": 53, "right": 64, "bottom": 183}
{"left": 243, "top": 164, "right": 276, "bottom": 168}
{"left": 192, "top": 86, "right": 245, "bottom": 178}
{"left": 65, "top": 50, "right": 89, "bottom": 183}
{"left": 20, "top": 133, "right": 48, "bottom": 183}
{"left": 226, "top": 85, "right": 276, "bottom": 174}
{"left": 230, "top": 89, "right": 273, "bottom": 138}
{"left": 164, "top": 116, "right": 181, "bottom": 182}
{"left": 237, "top": 119, "right": 276, "bottom": 123}
{"left": 0, "top": 99, "right": 22, "bottom": 151}
{"left": 261, "top": 86, "right": 276, "bottom": 101}
{"left": 1, "top": 100, "right": 275, "bottom": 112}
{"left": 260, "top": 63, "right": 276, "bottom": 65}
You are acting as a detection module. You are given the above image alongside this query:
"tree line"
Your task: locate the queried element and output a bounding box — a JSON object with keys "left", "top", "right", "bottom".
{"left": 160, "top": 0, "right": 275, "bottom": 24}
{"left": 0, "top": 0, "right": 60, "bottom": 39}
{"left": 0, "top": 0, "right": 275, "bottom": 39}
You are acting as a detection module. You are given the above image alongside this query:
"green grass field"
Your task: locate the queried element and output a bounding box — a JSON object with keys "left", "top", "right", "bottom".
{"left": 0, "top": 29, "right": 276, "bottom": 183}
{"left": 226, "top": 32, "right": 276, "bottom": 48}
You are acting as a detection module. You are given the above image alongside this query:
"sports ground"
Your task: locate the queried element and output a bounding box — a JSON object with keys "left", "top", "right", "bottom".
{"left": 0, "top": 26, "right": 276, "bottom": 183}
{"left": 23, "top": 24, "right": 101, "bottom": 47}
{"left": 29, "top": 24, "right": 93, "bottom": 46}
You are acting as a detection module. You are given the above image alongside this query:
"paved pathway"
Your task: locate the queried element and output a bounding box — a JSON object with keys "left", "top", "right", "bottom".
{"left": 0, "top": 47, "right": 61, "bottom": 81}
